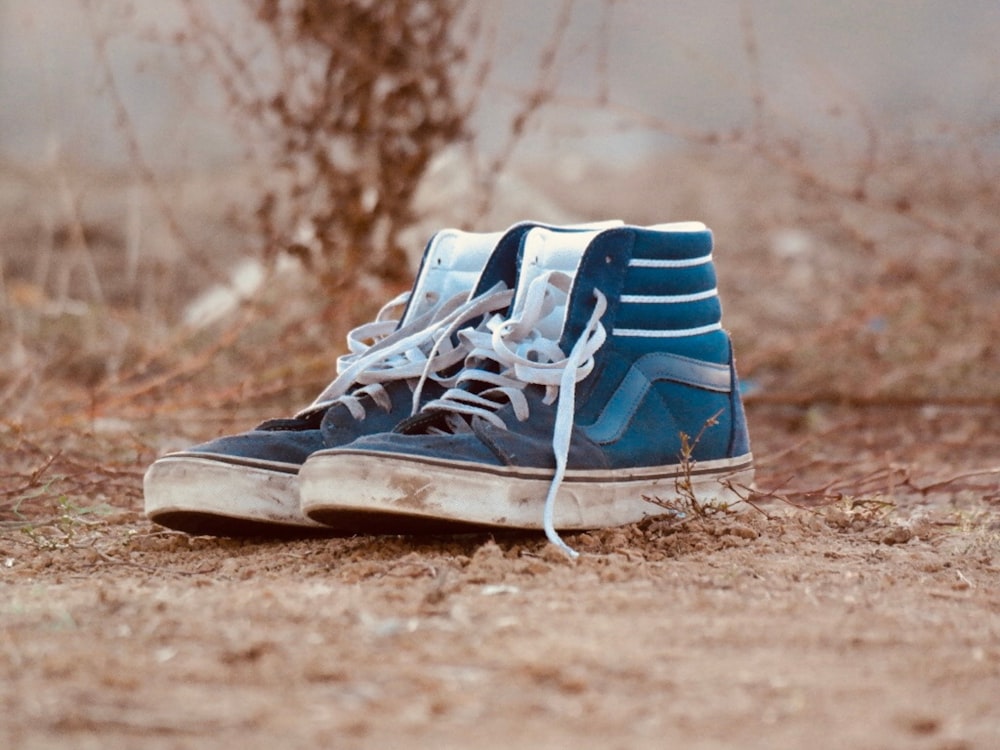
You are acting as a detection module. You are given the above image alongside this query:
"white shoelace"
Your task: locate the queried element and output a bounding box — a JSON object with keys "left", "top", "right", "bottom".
{"left": 420, "top": 271, "right": 608, "bottom": 558}
{"left": 298, "top": 283, "right": 514, "bottom": 420}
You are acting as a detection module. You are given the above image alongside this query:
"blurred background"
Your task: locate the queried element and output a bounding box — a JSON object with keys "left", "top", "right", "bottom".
{"left": 4, "top": 1, "right": 999, "bottom": 165}
{"left": 1, "top": 0, "right": 997, "bottom": 431}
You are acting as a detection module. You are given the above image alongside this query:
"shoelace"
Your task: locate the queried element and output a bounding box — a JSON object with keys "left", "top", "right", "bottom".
{"left": 298, "top": 283, "right": 514, "bottom": 421}
{"left": 420, "top": 271, "right": 608, "bottom": 558}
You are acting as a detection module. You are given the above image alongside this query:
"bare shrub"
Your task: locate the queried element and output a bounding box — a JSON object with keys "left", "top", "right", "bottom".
{"left": 177, "top": 0, "right": 467, "bottom": 290}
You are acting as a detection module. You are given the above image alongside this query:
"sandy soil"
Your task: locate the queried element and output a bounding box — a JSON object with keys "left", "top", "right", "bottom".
{"left": 2, "top": 402, "right": 998, "bottom": 750}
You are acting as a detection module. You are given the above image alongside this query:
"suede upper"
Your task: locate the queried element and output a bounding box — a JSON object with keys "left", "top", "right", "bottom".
{"left": 336, "top": 225, "right": 751, "bottom": 472}
{"left": 178, "top": 223, "right": 554, "bottom": 469}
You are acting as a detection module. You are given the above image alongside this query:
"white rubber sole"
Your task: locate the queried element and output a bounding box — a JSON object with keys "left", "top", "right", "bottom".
{"left": 299, "top": 449, "right": 754, "bottom": 533}
{"left": 144, "top": 453, "right": 329, "bottom": 535}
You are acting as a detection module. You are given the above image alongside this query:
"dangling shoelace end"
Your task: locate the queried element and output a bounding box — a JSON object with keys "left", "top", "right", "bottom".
{"left": 543, "top": 495, "right": 581, "bottom": 560}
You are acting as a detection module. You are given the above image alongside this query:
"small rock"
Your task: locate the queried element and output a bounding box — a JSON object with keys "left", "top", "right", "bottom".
{"left": 726, "top": 523, "right": 759, "bottom": 540}
{"left": 881, "top": 525, "right": 913, "bottom": 546}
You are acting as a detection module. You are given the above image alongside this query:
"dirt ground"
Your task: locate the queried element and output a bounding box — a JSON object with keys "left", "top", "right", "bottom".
{"left": 1, "top": 91, "right": 998, "bottom": 747}
{"left": 2, "top": 400, "right": 998, "bottom": 750}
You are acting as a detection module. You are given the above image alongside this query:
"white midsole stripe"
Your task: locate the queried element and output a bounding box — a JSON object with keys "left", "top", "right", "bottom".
{"left": 300, "top": 451, "right": 754, "bottom": 530}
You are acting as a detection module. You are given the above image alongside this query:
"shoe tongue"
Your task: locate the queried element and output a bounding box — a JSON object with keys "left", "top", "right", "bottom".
{"left": 511, "top": 227, "right": 603, "bottom": 338}
{"left": 403, "top": 228, "right": 505, "bottom": 326}
{"left": 472, "top": 220, "right": 626, "bottom": 298}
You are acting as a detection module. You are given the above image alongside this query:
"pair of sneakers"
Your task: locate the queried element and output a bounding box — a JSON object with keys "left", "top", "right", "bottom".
{"left": 144, "top": 221, "right": 754, "bottom": 555}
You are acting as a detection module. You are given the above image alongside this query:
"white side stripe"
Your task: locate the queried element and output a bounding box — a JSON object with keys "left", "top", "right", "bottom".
{"left": 629, "top": 253, "right": 713, "bottom": 268}
{"left": 620, "top": 288, "right": 718, "bottom": 304}
{"left": 613, "top": 323, "right": 723, "bottom": 338}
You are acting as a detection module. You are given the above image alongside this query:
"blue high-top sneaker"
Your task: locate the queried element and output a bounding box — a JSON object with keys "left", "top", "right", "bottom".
{"left": 299, "top": 223, "right": 753, "bottom": 555}
{"left": 144, "top": 226, "right": 526, "bottom": 535}
{"left": 144, "top": 221, "right": 621, "bottom": 536}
